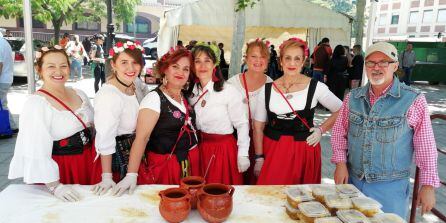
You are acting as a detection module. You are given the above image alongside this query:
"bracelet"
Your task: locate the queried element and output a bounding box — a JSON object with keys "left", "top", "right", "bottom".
{"left": 254, "top": 154, "right": 264, "bottom": 160}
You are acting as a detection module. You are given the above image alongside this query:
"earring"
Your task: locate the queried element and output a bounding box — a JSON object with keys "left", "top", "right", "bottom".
{"left": 162, "top": 77, "right": 168, "bottom": 86}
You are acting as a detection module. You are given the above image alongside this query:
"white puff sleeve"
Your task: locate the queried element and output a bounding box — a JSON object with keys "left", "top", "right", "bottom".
{"left": 8, "top": 96, "right": 60, "bottom": 184}
{"left": 253, "top": 86, "right": 268, "bottom": 122}
{"left": 139, "top": 91, "right": 161, "bottom": 113}
{"left": 94, "top": 89, "right": 123, "bottom": 156}
{"left": 226, "top": 85, "right": 250, "bottom": 157}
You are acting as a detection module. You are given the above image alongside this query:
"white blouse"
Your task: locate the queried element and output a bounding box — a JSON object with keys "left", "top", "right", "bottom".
{"left": 189, "top": 81, "right": 250, "bottom": 157}
{"left": 8, "top": 88, "right": 93, "bottom": 184}
{"left": 94, "top": 84, "right": 139, "bottom": 156}
{"left": 227, "top": 73, "right": 273, "bottom": 121}
{"left": 140, "top": 90, "right": 186, "bottom": 113}
{"left": 253, "top": 81, "right": 342, "bottom": 122}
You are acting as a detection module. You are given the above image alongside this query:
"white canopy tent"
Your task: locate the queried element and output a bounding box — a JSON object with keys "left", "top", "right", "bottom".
{"left": 158, "top": 0, "right": 352, "bottom": 58}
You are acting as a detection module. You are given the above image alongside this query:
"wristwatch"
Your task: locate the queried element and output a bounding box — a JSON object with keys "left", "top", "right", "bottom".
{"left": 254, "top": 154, "right": 265, "bottom": 160}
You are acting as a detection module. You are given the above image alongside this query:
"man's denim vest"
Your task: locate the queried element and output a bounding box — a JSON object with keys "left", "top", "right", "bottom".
{"left": 347, "top": 78, "right": 420, "bottom": 182}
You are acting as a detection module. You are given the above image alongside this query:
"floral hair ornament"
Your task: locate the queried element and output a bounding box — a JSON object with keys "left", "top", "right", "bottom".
{"left": 34, "top": 45, "right": 65, "bottom": 63}
{"left": 108, "top": 40, "right": 144, "bottom": 58}
{"left": 246, "top": 38, "right": 271, "bottom": 48}
{"left": 279, "top": 37, "right": 309, "bottom": 57}
{"left": 194, "top": 42, "right": 221, "bottom": 66}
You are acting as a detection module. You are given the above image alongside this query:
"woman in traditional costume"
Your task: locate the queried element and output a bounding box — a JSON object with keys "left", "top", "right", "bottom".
{"left": 189, "top": 44, "right": 250, "bottom": 185}
{"left": 9, "top": 46, "right": 101, "bottom": 201}
{"left": 253, "top": 38, "right": 342, "bottom": 185}
{"left": 227, "top": 38, "right": 273, "bottom": 184}
{"left": 92, "top": 41, "right": 145, "bottom": 196}
{"left": 113, "top": 48, "right": 199, "bottom": 195}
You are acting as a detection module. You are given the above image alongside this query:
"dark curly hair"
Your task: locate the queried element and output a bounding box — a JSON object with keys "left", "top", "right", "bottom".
{"left": 190, "top": 45, "right": 224, "bottom": 93}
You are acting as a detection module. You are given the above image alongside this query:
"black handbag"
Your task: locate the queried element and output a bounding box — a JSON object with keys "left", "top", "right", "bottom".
{"left": 112, "top": 134, "right": 135, "bottom": 180}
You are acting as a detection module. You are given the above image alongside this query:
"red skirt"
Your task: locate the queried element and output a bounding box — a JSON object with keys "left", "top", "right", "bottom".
{"left": 257, "top": 135, "right": 321, "bottom": 185}
{"left": 52, "top": 143, "right": 102, "bottom": 185}
{"left": 137, "top": 147, "right": 200, "bottom": 185}
{"left": 243, "top": 130, "right": 257, "bottom": 185}
{"left": 199, "top": 132, "right": 243, "bottom": 185}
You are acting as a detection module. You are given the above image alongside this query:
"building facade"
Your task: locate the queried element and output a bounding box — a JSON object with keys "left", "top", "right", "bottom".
{"left": 0, "top": 0, "right": 197, "bottom": 42}
{"left": 372, "top": 0, "right": 446, "bottom": 41}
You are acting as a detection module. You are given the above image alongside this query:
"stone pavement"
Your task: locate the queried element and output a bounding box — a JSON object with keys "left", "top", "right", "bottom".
{"left": 0, "top": 79, "right": 445, "bottom": 222}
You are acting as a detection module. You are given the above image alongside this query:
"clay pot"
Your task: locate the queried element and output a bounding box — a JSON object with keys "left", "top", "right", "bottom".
{"left": 180, "top": 176, "right": 205, "bottom": 209}
{"left": 197, "top": 183, "right": 235, "bottom": 223}
{"left": 158, "top": 188, "right": 191, "bottom": 223}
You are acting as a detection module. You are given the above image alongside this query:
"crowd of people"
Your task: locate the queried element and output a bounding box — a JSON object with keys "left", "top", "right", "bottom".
{"left": 3, "top": 32, "right": 439, "bottom": 220}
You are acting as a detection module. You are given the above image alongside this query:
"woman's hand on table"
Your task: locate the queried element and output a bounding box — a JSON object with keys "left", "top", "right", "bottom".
{"left": 112, "top": 173, "right": 138, "bottom": 196}
{"left": 53, "top": 184, "right": 81, "bottom": 202}
{"left": 92, "top": 173, "right": 116, "bottom": 195}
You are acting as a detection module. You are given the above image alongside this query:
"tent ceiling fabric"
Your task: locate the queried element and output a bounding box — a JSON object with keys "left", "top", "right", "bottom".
{"left": 165, "top": 0, "right": 350, "bottom": 31}
{"left": 158, "top": 0, "right": 351, "bottom": 56}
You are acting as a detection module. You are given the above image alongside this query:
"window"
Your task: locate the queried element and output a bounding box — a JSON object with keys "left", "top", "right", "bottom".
{"left": 126, "top": 16, "right": 151, "bottom": 34}
{"left": 423, "top": 10, "right": 434, "bottom": 23}
{"left": 18, "top": 18, "right": 45, "bottom": 28}
{"left": 75, "top": 21, "right": 100, "bottom": 31}
{"left": 409, "top": 11, "right": 419, "bottom": 23}
{"left": 379, "top": 14, "right": 388, "bottom": 25}
{"left": 391, "top": 14, "right": 399, "bottom": 24}
{"left": 438, "top": 9, "right": 446, "bottom": 22}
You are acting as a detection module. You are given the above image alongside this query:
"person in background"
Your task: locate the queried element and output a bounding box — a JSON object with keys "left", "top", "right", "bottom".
{"left": 398, "top": 43, "right": 416, "bottom": 86}
{"left": 59, "top": 33, "right": 70, "bottom": 49}
{"left": 312, "top": 37, "right": 332, "bottom": 83}
{"left": 5, "top": 30, "right": 13, "bottom": 38}
{"left": 0, "top": 32, "right": 18, "bottom": 138}
{"left": 327, "top": 45, "right": 349, "bottom": 101}
{"left": 253, "top": 38, "right": 341, "bottom": 185}
{"left": 90, "top": 34, "right": 106, "bottom": 92}
{"left": 82, "top": 36, "right": 92, "bottom": 66}
{"left": 267, "top": 44, "right": 279, "bottom": 80}
{"left": 9, "top": 46, "right": 101, "bottom": 202}
{"left": 186, "top": 40, "right": 197, "bottom": 51}
{"left": 332, "top": 42, "right": 439, "bottom": 218}
{"left": 349, "top": 44, "right": 364, "bottom": 89}
{"left": 66, "top": 35, "right": 89, "bottom": 81}
{"left": 218, "top": 42, "right": 229, "bottom": 80}
{"left": 176, "top": 40, "right": 184, "bottom": 50}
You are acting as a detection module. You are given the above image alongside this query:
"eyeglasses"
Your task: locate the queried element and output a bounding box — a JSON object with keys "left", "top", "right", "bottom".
{"left": 365, "top": 61, "right": 396, "bottom": 68}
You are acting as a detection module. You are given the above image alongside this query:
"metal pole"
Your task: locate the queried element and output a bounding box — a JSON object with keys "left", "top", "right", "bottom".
{"left": 365, "top": 0, "right": 378, "bottom": 48}
{"left": 23, "top": 0, "right": 35, "bottom": 93}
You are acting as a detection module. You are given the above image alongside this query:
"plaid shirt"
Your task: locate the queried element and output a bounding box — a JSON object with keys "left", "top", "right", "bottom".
{"left": 331, "top": 83, "right": 440, "bottom": 187}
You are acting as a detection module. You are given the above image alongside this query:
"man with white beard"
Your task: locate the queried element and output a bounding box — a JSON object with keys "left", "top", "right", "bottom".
{"left": 330, "top": 42, "right": 439, "bottom": 219}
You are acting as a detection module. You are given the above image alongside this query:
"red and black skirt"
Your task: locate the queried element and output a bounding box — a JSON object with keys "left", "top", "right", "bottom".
{"left": 256, "top": 135, "right": 321, "bottom": 185}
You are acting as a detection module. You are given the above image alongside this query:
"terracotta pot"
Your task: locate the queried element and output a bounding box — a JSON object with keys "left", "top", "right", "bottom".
{"left": 180, "top": 176, "right": 205, "bottom": 209}
{"left": 197, "top": 183, "right": 235, "bottom": 223}
{"left": 158, "top": 188, "right": 191, "bottom": 223}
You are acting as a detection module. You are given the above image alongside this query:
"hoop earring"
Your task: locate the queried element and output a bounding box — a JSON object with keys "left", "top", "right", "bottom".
{"left": 162, "top": 77, "right": 168, "bottom": 86}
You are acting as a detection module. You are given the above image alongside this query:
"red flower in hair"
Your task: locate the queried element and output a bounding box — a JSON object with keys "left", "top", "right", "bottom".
{"left": 135, "top": 40, "right": 141, "bottom": 45}
{"left": 129, "top": 45, "right": 136, "bottom": 50}
{"left": 59, "top": 139, "right": 69, "bottom": 147}
{"left": 109, "top": 48, "right": 115, "bottom": 57}
{"left": 116, "top": 42, "right": 124, "bottom": 47}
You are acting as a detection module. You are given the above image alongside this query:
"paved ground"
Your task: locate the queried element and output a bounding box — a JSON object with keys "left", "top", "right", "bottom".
{"left": 1, "top": 76, "right": 445, "bottom": 222}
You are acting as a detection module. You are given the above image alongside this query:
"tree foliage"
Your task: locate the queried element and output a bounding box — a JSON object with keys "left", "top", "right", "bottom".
{"left": 235, "top": 0, "right": 260, "bottom": 12}
{"left": 0, "top": 0, "right": 140, "bottom": 42}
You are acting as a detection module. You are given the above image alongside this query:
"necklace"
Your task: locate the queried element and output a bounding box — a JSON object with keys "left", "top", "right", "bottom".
{"left": 281, "top": 80, "right": 298, "bottom": 99}
{"left": 116, "top": 76, "right": 135, "bottom": 95}
{"left": 163, "top": 85, "right": 182, "bottom": 103}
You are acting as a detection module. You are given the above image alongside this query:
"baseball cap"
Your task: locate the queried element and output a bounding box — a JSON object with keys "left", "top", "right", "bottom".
{"left": 365, "top": 42, "right": 398, "bottom": 61}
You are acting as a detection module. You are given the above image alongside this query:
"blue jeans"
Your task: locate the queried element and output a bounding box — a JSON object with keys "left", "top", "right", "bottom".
{"left": 400, "top": 67, "right": 413, "bottom": 86}
{"left": 0, "top": 83, "right": 17, "bottom": 129}
{"left": 70, "top": 59, "right": 83, "bottom": 79}
{"left": 312, "top": 70, "right": 324, "bottom": 83}
{"left": 350, "top": 175, "right": 410, "bottom": 219}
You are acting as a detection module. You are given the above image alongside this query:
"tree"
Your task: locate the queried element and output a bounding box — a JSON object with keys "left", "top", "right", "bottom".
{"left": 354, "top": 0, "right": 366, "bottom": 45}
{"left": 0, "top": 0, "right": 140, "bottom": 43}
{"left": 229, "top": 0, "right": 260, "bottom": 78}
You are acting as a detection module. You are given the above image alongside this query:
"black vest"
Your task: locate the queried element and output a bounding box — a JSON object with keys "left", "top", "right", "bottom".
{"left": 146, "top": 88, "right": 198, "bottom": 162}
{"left": 264, "top": 79, "right": 317, "bottom": 141}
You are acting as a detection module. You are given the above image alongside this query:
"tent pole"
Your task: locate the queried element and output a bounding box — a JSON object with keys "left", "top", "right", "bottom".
{"left": 23, "top": 0, "right": 35, "bottom": 94}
